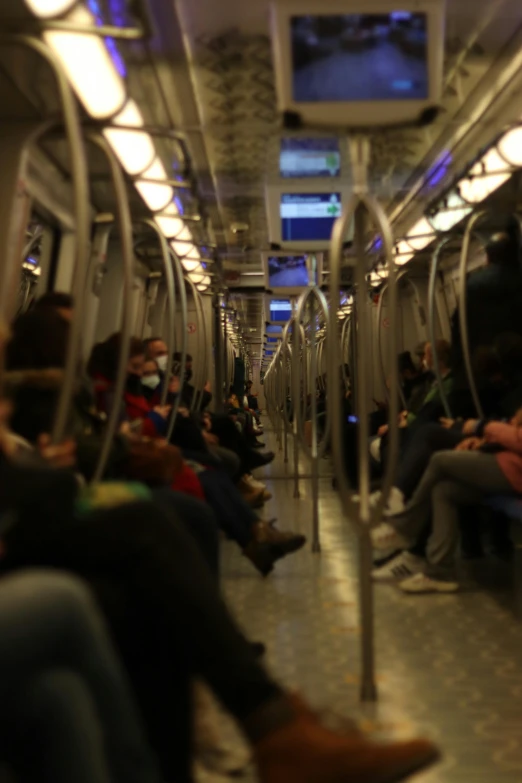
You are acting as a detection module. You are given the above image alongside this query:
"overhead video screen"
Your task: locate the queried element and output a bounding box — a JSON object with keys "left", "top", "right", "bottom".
{"left": 281, "top": 193, "right": 341, "bottom": 242}
{"left": 291, "top": 12, "right": 428, "bottom": 103}
{"left": 266, "top": 324, "right": 284, "bottom": 334}
{"left": 280, "top": 137, "right": 340, "bottom": 178}
{"left": 267, "top": 254, "right": 313, "bottom": 289}
{"left": 270, "top": 299, "right": 293, "bottom": 321}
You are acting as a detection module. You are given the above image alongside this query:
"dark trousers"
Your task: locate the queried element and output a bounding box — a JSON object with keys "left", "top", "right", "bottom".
{"left": 2, "top": 501, "right": 280, "bottom": 783}
{"left": 396, "top": 423, "right": 464, "bottom": 499}
{"left": 197, "top": 470, "right": 256, "bottom": 549}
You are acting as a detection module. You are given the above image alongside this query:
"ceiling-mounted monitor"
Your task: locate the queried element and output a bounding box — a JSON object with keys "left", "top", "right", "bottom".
{"left": 270, "top": 0, "right": 445, "bottom": 128}
{"left": 280, "top": 136, "right": 341, "bottom": 178}
{"left": 269, "top": 298, "right": 294, "bottom": 323}
{"left": 266, "top": 324, "right": 284, "bottom": 335}
{"left": 263, "top": 251, "right": 324, "bottom": 294}
{"left": 266, "top": 183, "right": 352, "bottom": 250}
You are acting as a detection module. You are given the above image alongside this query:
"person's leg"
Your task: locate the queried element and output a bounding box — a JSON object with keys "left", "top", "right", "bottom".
{"left": 151, "top": 488, "right": 220, "bottom": 578}
{"left": 396, "top": 424, "right": 464, "bottom": 500}
{"left": 0, "top": 571, "right": 163, "bottom": 783}
{"left": 209, "top": 445, "right": 242, "bottom": 480}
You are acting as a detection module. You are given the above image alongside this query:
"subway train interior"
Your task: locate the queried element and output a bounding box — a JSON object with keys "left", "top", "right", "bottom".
{"left": 3, "top": 0, "right": 522, "bottom": 782}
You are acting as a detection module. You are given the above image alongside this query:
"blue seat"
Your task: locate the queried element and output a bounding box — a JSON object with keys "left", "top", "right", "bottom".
{"left": 485, "top": 495, "right": 522, "bottom": 520}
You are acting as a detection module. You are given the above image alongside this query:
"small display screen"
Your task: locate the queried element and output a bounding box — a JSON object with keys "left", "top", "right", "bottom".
{"left": 291, "top": 13, "right": 428, "bottom": 103}
{"left": 270, "top": 299, "right": 293, "bottom": 321}
{"left": 281, "top": 194, "right": 341, "bottom": 242}
{"left": 280, "top": 137, "right": 340, "bottom": 178}
{"left": 264, "top": 350, "right": 275, "bottom": 357}
{"left": 266, "top": 337, "right": 279, "bottom": 343}
{"left": 266, "top": 324, "right": 284, "bottom": 334}
{"left": 268, "top": 254, "right": 312, "bottom": 288}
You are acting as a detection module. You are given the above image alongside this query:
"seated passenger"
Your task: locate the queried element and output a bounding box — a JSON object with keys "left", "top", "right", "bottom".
{"left": 371, "top": 410, "right": 522, "bottom": 593}
{"left": 0, "top": 430, "right": 440, "bottom": 783}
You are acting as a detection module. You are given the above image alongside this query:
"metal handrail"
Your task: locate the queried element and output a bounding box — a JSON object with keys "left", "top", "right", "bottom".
{"left": 428, "top": 238, "right": 454, "bottom": 418}
{"left": 167, "top": 250, "right": 188, "bottom": 438}
{"left": 341, "top": 316, "right": 352, "bottom": 392}
{"left": 185, "top": 279, "right": 208, "bottom": 413}
{"left": 459, "top": 210, "right": 487, "bottom": 418}
{"left": 328, "top": 164, "right": 398, "bottom": 702}
{"left": 377, "top": 269, "right": 427, "bottom": 410}
{"left": 0, "top": 36, "right": 90, "bottom": 443}
{"left": 140, "top": 221, "right": 175, "bottom": 418}
{"left": 87, "top": 133, "right": 133, "bottom": 483}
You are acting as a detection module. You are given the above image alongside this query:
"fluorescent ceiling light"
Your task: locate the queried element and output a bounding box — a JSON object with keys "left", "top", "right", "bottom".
{"left": 103, "top": 100, "right": 156, "bottom": 177}
{"left": 25, "top": 0, "right": 76, "bottom": 18}
{"left": 182, "top": 258, "right": 202, "bottom": 272}
{"left": 428, "top": 191, "right": 472, "bottom": 233}
{"left": 458, "top": 156, "right": 510, "bottom": 203}
{"left": 44, "top": 6, "right": 126, "bottom": 119}
{"left": 497, "top": 126, "right": 522, "bottom": 167}
{"left": 405, "top": 217, "right": 435, "bottom": 251}
{"left": 394, "top": 241, "right": 414, "bottom": 266}
{"left": 171, "top": 240, "right": 198, "bottom": 258}
{"left": 481, "top": 147, "right": 509, "bottom": 174}
{"left": 198, "top": 275, "right": 211, "bottom": 287}
{"left": 155, "top": 215, "right": 185, "bottom": 238}
{"left": 135, "top": 158, "right": 174, "bottom": 212}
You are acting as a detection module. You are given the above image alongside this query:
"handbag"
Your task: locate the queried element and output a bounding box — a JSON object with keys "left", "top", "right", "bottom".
{"left": 124, "top": 437, "right": 184, "bottom": 485}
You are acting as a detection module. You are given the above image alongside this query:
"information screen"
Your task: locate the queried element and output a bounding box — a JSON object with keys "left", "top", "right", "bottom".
{"left": 267, "top": 254, "right": 312, "bottom": 288}
{"left": 266, "top": 324, "right": 283, "bottom": 334}
{"left": 270, "top": 299, "right": 293, "bottom": 321}
{"left": 291, "top": 12, "right": 428, "bottom": 103}
{"left": 266, "top": 337, "right": 279, "bottom": 343}
{"left": 281, "top": 193, "right": 341, "bottom": 242}
{"left": 280, "top": 137, "right": 340, "bottom": 178}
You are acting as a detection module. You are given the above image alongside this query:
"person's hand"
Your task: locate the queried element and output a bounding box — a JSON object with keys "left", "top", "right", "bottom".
{"left": 177, "top": 406, "right": 190, "bottom": 418}
{"left": 203, "top": 431, "right": 219, "bottom": 446}
{"left": 398, "top": 410, "right": 408, "bottom": 428}
{"left": 153, "top": 405, "right": 171, "bottom": 419}
{"left": 439, "top": 418, "right": 455, "bottom": 429}
{"left": 377, "top": 424, "right": 389, "bottom": 437}
{"left": 37, "top": 434, "right": 77, "bottom": 468}
{"left": 202, "top": 413, "right": 212, "bottom": 431}
{"left": 204, "top": 381, "right": 211, "bottom": 393}
{"left": 462, "top": 419, "right": 479, "bottom": 435}
{"left": 168, "top": 376, "right": 180, "bottom": 394}
{"left": 456, "top": 437, "right": 485, "bottom": 451}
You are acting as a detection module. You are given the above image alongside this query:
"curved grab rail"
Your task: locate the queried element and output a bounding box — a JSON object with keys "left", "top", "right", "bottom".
{"left": 428, "top": 238, "right": 453, "bottom": 419}
{"left": 167, "top": 249, "right": 188, "bottom": 437}
{"left": 459, "top": 211, "right": 487, "bottom": 419}
{"left": 340, "top": 316, "right": 352, "bottom": 393}
{"left": 140, "top": 221, "right": 176, "bottom": 422}
{"left": 294, "top": 287, "right": 331, "bottom": 461}
{"left": 87, "top": 133, "right": 133, "bottom": 483}
{"left": 328, "top": 190, "right": 398, "bottom": 704}
{"left": 0, "top": 35, "right": 90, "bottom": 443}
{"left": 377, "top": 269, "right": 427, "bottom": 410}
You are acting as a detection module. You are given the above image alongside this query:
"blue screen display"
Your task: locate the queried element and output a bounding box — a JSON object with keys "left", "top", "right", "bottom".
{"left": 291, "top": 13, "right": 428, "bottom": 103}
{"left": 266, "top": 324, "right": 283, "bottom": 334}
{"left": 281, "top": 193, "right": 341, "bottom": 242}
{"left": 270, "top": 299, "right": 292, "bottom": 321}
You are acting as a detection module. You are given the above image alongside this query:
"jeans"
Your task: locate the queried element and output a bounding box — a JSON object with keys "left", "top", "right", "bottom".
{"left": 3, "top": 500, "right": 281, "bottom": 782}
{"left": 197, "top": 470, "right": 256, "bottom": 548}
{"left": 393, "top": 451, "right": 514, "bottom": 577}
{"left": 0, "top": 571, "right": 162, "bottom": 783}
{"left": 396, "top": 423, "right": 464, "bottom": 499}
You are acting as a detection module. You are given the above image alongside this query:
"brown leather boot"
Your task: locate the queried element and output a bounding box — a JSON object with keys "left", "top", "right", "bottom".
{"left": 238, "top": 479, "right": 266, "bottom": 509}
{"left": 249, "top": 695, "right": 440, "bottom": 783}
{"left": 253, "top": 521, "right": 306, "bottom": 556}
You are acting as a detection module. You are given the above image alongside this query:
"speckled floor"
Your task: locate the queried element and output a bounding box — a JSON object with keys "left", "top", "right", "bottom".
{"left": 219, "top": 428, "right": 522, "bottom": 782}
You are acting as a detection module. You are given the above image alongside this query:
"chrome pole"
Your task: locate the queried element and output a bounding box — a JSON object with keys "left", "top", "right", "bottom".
{"left": 429, "top": 238, "right": 454, "bottom": 418}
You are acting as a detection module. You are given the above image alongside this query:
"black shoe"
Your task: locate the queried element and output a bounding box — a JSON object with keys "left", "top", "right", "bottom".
{"left": 249, "top": 450, "right": 275, "bottom": 469}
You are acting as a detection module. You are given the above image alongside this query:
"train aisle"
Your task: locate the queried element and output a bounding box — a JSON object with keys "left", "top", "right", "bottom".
{"left": 220, "top": 429, "right": 522, "bottom": 783}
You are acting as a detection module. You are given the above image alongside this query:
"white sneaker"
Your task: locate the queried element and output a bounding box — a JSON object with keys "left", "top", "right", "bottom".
{"left": 372, "top": 552, "right": 425, "bottom": 582}
{"left": 371, "top": 522, "right": 408, "bottom": 552}
{"left": 399, "top": 572, "right": 459, "bottom": 594}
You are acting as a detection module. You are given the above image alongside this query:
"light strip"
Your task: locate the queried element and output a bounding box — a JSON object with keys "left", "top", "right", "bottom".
{"left": 181, "top": 257, "right": 202, "bottom": 272}
{"left": 25, "top": 0, "right": 77, "bottom": 18}
{"left": 135, "top": 158, "right": 174, "bottom": 213}
{"left": 43, "top": 5, "right": 126, "bottom": 119}
{"left": 103, "top": 100, "right": 156, "bottom": 176}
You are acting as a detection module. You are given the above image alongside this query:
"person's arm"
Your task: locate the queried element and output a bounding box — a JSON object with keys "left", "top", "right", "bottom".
{"left": 484, "top": 422, "right": 522, "bottom": 455}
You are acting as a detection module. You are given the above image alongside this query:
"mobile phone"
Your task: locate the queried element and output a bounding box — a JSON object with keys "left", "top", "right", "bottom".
{"left": 348, "top": 415, "right": 358, "bottom": 424}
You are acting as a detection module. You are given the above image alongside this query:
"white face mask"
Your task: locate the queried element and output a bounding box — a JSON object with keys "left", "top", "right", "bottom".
{"left": 142, "top": 374, "right": 161, "bottom": 390}
{"left": 156, "top": 355, "right": 168, "bottom": 372}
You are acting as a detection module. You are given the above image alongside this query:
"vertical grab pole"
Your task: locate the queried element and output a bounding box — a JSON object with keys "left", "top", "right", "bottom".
{"left": 308, "top": 291, "right": 320, "bottom": 553}
{"left": 328, "top": 136, "right": 398, "bottom": 702}
{"left": 0, "top": 37, "right": 91, "bottom": 443}
{"left": 213, "top": 291, "right": 225, "bottom": 415}
{"left": 429, "top": 239, "right": 453, "bottom": 419}
{"left": 168, "top": 250, "right": 188, "bottom": 436}
{"left": 87, "top": 134, "right": 133, "bottom": 483}
{"left": 459, "top": 212, "right": 487, "bottom": 419}
{"left": 291, "top": 318, "right": 301, "bottom": 498}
